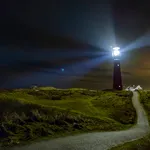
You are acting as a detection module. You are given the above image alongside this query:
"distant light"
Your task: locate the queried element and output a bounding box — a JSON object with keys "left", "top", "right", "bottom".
{"left": 119, "top": 85, "right": 121, "bottom": 87}
{"left": 117, "top": 64, "right": 119, "bottom": 66}
{"left": 61, "top": 68, "right": 64, "bottom": 72}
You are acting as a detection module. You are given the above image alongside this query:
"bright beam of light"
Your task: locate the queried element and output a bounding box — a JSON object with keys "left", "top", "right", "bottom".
{"left": 0, "top": 46, "right": 108, "bottom": 69}
{"left": 122, "top": 31, "right": 150, "bottom": 52}
{"left": 86, "top": 2, "right": 116, "bottom": 50}
{"left": 6, "top": 55, "right": 110, "bottom": 89}
{"left": 60, "top": 55, "right": 110, "bottom": 77}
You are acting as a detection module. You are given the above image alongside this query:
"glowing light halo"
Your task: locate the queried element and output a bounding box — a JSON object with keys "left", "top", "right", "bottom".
{"left": 113, "top": 47, "right": 120, "bottom": 51}
{"left": 112, "top": 47, "right": 121, "bottom": 57}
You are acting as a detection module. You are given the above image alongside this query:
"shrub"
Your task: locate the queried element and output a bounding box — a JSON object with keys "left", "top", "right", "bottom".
{"left": 0, "top": 123, "right": 13, "bottom": 138}
{"left": 51, "top": 95, "right": 61, "bottom": 100}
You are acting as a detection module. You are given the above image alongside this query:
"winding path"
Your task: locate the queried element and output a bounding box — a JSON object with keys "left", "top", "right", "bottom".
{"left": 3, "top": 91, "right": 150, "bottom": 150}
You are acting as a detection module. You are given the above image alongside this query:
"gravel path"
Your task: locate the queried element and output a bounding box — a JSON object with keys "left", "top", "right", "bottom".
{"left": 2, "top": 91, "right": 150, "bottom": 150}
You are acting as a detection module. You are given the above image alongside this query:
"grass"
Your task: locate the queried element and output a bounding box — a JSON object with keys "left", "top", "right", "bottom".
{"left": 111, "top": 90, "right": 150, "bottom": 150}
{"left": 0, "top": 87, "right": 136, "bottom": 147}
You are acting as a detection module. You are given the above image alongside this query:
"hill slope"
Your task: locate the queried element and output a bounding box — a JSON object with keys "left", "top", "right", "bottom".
{"left": 0, "top": 87, "right": 136, "bottom": 147}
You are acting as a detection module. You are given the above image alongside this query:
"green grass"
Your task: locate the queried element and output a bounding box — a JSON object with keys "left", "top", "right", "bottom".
{"left": 0, "top": 87, "right": 135, "bottom": 147}
{"left": 111, "top": 90, "right": 150, "bottom": 150}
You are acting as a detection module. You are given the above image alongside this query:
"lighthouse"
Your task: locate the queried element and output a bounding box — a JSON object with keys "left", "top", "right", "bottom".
{"left": 112, "top": 47, "right": 122, "bottom": 90}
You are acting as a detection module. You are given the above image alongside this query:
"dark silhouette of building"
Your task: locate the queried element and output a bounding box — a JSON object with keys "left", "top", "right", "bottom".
{"left": 113, "top": 59, "right": 122, "bottom": 90}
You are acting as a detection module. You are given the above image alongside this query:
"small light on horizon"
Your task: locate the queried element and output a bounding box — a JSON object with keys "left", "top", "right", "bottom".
{"left": 61, "top": 68, "right": 64, "bottom": 72}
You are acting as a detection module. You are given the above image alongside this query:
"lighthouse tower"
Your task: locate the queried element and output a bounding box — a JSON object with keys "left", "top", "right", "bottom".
{"left": 112, "top": 47, "right": 122, "bottom": 90}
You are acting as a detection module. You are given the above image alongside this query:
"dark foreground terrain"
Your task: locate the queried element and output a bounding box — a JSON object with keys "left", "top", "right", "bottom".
{"left": 0, "top": 87, "right": 135, "bottom": 147}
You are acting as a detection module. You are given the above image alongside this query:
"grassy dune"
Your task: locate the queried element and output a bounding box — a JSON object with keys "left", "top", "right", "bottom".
{"left": 0, "top": 87, "right": 135, "bottom": 147}
{"left": 111, "top": 90, "right": 150, "bottom": 150}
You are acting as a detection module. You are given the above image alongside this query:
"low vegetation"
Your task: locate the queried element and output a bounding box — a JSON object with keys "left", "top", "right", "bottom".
{"left": 111, "top": 90, "right": 150, "bottom": 150}
{"left": 0, "top": 87, "right": 135, "bottom": 147}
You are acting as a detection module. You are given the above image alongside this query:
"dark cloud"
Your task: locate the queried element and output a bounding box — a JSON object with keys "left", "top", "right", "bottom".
{"left": 0, "top": 0, "right": 150, "bottom": 89}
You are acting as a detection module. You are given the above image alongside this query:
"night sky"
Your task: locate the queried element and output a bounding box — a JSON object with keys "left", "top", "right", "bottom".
{"left": 0, "top": 0, "right": 150, "bottom": 89}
